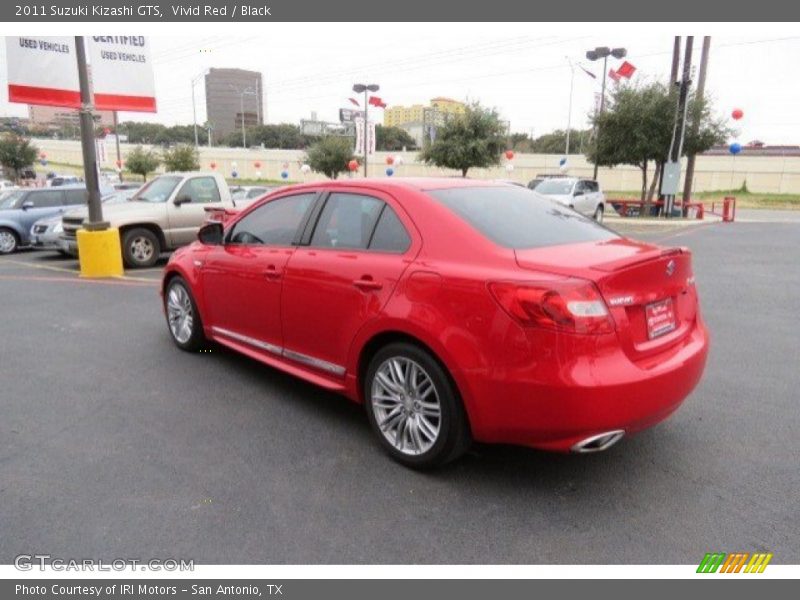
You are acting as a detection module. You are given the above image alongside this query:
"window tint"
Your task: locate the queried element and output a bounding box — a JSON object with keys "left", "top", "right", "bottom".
{"left": 534, "top": 179, "right": 575, "bottom": 195}
{"left": 29, "top": 190, "right": 65, "bottom": 208}
{"left": 310, "top": 193, "right": 384, "bottom": 250}
{"left": 176, "top": 177, "right": 221, "bottom": 204}
{"left": 369, "top": 206, "right": 411, "bottom": 253}
{"left": 229, "top": 193, "right": 316, "bottom": 245}
{"left": 587, "top": 181, "right": 600, "bottom": 192}
{"left": 428, "top": 186, "right": 618, "bottom": 249}
{"left": 64, "top": 189, "right": 88, "bottom": 205}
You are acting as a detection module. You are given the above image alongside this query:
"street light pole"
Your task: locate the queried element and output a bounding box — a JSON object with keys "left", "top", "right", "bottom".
{"left": 240, "top": 92, "right": 246, "bottom": 148}
{"left": 353, "top": 83, "right": 380, "bottom": 178}
{"left": 74, "top": 36, "right": 105, "bottom": 230}
{"left": 586, "top": 46, "right": 626, "bottom": 181}
{"left": 565, "top": 57, "right": 575, "bottom": 157}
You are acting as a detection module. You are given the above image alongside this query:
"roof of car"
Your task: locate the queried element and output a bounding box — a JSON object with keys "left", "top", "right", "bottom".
{"left": 278, "top": 177, "right": 517, "bottom": 194}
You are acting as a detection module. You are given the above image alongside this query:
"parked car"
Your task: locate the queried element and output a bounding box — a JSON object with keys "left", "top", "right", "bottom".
{"left": 161, "top": 178, "right": 709, "bottom": 468}
{"left": 230, "top": 185, "right": 277, "bottom": 208}
{"left": 113, "top": 182, "right": 143, "bottom": 191}
{"left": 49, "top": 175, "right": 82, "bottom": 187}
{"left": 61, "top": 172, "right": 234, "bottom": 268}
{"left": 534, "top": 177, "right": 606, "bottom": 222}
{"left": 0, "top": 179, "right": 16, "bottom": 191}
{"left": 30, "top": 190, "right": 135, "bottom": 253}
{"left": 0, "top": 185, "right": 110, "bottom": 254}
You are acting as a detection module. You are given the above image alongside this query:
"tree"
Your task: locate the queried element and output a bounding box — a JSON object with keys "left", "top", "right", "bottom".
{"left": 419, "top": 103, "right": 506, "bottom": 177}
{"left": 305, "top": 136, "right": 356, "bottom": 179}
{"left": 587, "top": 82, "right": 729, "bottom": 202}
{"left": 528, "top": 129, "right": 592, "bottom": 154}
{"left": 126, "top": 146, "right": 161, "bottom": 181}
{"left": 162, "top": 144, "right": 200, "bottom": 172}
{"left": 0, "top": 134, "right": 38, "bottom": 182}
{"left": 375, "top": 125, "right": 416, "bottom": 151}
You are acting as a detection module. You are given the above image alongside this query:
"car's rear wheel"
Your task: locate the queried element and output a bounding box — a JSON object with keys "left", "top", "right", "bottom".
{"left": 593, "top": 204, "right": 604, "bottom": 223}
{"left": 364, "top": 342, "right": 471, "bottom": 468}
{"left": 164, "top": 276, "right": 206, "bottom": 351}
{"left": 0, "top": 228, "right": 19, "bottom": 254}
{"left": 122, "top": 227, "right": 160, "bottom": 268}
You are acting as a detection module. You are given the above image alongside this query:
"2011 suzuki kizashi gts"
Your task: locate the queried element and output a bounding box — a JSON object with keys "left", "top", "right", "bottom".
{"left": 162, "top": 179, "right": 709, "bottom": 468}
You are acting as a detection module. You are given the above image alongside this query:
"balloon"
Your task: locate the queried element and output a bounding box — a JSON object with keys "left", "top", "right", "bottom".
{"left": 386, "top": 156, "right": 394, "bottom": 165}
{"left": 348, "top": 159, "right": 359, "bottom": 172}
{"left": 231, "top": 170, "right": 239, "bottom": 178}
{"left": 282, "top": 162, "right": 289, "bottom": 169}
{"left": 103, "top": 128, "right": 111, "bottom": 135}
{"left": 393, "top": 156, "right": 404, "bottom": 166}
{"left": 300, "top": 163, "right": 311, "bottom": 174}
{"left": 39, "top": 152, "right": 47, "bottom": 159}
{"left": 505, "top": 163, "right": 514, "bottom": 172}
{"left": 210, "top": 162, "right": 217, "bottom": 170}
{"left": 504, "top": 150, "right": 515, "bottom": 160}
{"left": 729, "top": 142, "right": 742, "bottom": 155}
{"left": 386, "top": 167, "right": 394, "bottom": 177}
{"left": 559, "top": 157, "right": 567, "bottom": 166}
{"left": 254, "top": 161, "right": 261, "bottom": 169}
{"left": 231, "top": 161, "right": 237, "bottom": 168}
{"left": 281, "top": 170, "right": 289, "bottom": 179}
{"left": 39, "top": 159, "right": 47, "bottom": 166}
{"left": 732, "top": 108, "right": 744, "bottom": 120}
{"left": 255, "top": 170, "right": 262, "bottom": 178}
{"left": 559, "top": 163, "right": 569, "bottom": 173}
{"left": 115, "top": 159, "right": 123, "bottom": 168}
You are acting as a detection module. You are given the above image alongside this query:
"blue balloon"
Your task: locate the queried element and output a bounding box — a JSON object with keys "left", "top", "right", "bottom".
{"left": 729, "top": 142, "right": 742, "bottom": 155}
{"left": 559, "top": 157, "right": 567, "bottom": 166}
{"left": 40, "top": 159, "right": 47, "bottom": 166}
{"left": 281, "top": 170, "right": 289, "bottom": 179}
{"left": 231, "top": 170, "right": 238, "bottom": 178}
{"left": 386, "top": 167, "right": 394, "bottom": 177}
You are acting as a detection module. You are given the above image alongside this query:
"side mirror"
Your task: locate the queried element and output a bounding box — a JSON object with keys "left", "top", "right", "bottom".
{"left": 21, "top": 200, "right": 34, "bottom": 210}
{"left": 174, "top": 195, "right": 192, "bottom": 206}
{"left": 198, "top": 222, "right": 224, "bottom": 245}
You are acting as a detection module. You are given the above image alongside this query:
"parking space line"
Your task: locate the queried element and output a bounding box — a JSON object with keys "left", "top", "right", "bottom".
{"left": 0, "top": 258, "right": 80, "bottom": 274}
{"left": 0, "top": 274, "right": 156, "bottom": 287}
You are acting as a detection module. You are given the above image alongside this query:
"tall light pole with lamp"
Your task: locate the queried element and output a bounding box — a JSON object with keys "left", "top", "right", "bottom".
{"left": 352, "top": 83, "right": 379, "bottom": 177}
{"left": 230, "top": 85, "right": 258, "bottom": 148}
{"left": 585, "top": 46, "right": 627, "bottom": 179}
{"left": 190, "top": 70, "right": 208, "bottom": 148}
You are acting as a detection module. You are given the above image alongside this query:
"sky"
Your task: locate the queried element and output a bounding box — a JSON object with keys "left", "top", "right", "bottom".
{"left": 1, "top": 25, "right": 799, "bottom": 144}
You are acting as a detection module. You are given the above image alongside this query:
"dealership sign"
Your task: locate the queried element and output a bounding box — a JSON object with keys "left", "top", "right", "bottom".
{"left": 5, "top": 36, "right": 156, "bottom": 112}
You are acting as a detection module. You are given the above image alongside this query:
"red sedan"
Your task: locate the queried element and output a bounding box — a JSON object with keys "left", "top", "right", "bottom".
{"left": 161, "top": 179, "right": 709, "bottom": 468}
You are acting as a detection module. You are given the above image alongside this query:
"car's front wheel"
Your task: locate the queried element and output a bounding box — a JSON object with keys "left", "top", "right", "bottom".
{"left": 364, "top": 342, "right": 471, "bottom": 469}
{"left": 0, "top": 228, "right": 19, "bottom": 254}
{"left": 122, "top": 227, "right": 161, "bottom": 268}
{"left": 164, "top": 276, "right": 206, "bottom": 351}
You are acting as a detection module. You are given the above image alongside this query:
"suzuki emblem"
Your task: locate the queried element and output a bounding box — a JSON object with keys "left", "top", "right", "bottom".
{"left": 666, "top": 260, "right": 676, "bottom": 276}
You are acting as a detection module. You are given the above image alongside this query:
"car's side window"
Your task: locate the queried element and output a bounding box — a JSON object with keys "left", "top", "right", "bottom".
{"left": 368, "top": 206, "right": 411, "bottom": 253}
{"left": 176, "top": 177, "right": 221, "bottom": 204}
{"left": 228, "top": 193, "right": 316, "bottom": 246}
{"left": 310, "top": 193, "right": 384, "bottom": 250}
{"left": 64, "top": 189, "right": 88, "bottom": 205}
{"left": 574, "top": 181, "right": 585, "bottom": 195}
{"left": 30, "top": 190, "right": 65, "bottom": 207}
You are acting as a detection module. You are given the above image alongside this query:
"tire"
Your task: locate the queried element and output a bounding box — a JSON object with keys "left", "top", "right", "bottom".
{"left": 122, "top": 227, "right": 161, "bottom": 268}
{"left": 0, "top": 227, "right": 19, "bottom": 255}
{"left": 593, "top": 204, "right": 604, "bottom": 223}
{"left": 164, "top": 276, "right": 207, "bottom": 351}
{"left": 364, "top": 342, "right": 471, "bottom": 469}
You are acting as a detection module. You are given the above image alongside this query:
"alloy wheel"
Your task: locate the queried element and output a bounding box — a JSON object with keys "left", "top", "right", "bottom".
{"left": 130, "top": 236, "right": 155, "bottom": 263}
{"left": 0, "top": 230, "right": 17, "bottom": 254}
{"left": 370, "top": 357, "right": 442, "bottom": 456}
{"left": 167, "top": 283, "right": 194, "bottom": 344}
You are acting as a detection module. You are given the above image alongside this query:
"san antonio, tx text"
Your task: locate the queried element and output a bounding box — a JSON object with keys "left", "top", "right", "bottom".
{"left": 17, "top": 584, "right": 280, "bottom": 596}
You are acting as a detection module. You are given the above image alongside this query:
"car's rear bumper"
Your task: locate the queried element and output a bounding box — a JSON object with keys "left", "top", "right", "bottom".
{"left": 464, "top": 318, "right": 709, "bottom": 452}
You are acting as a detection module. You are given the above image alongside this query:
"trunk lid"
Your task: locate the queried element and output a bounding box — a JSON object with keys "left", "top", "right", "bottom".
{"left": 515, "top": 238, "right": 698, "bottom": 360}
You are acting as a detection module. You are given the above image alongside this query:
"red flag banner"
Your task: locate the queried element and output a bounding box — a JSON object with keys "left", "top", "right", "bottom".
{"left": 368, "top": 96, "right": 386, "bottom": 108}
{"left": 608, "top": 69, "right": 621, "bottom": 82}
{"left": 616, "top": 61, "right": 636, "bottom": 78}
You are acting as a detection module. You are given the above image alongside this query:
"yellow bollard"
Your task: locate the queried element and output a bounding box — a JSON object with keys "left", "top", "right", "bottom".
{"left": 77, "top": 228, "right": 124, "bottom": 278}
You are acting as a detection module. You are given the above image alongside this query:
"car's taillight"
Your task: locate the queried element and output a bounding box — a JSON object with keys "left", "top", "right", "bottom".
{"left": 488, "top": 279, "right": 615, "bottom": 335}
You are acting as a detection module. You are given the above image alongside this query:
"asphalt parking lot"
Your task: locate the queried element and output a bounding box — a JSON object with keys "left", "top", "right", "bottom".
{"left": 1, "top": 217, "right": 799, "bottom": 564}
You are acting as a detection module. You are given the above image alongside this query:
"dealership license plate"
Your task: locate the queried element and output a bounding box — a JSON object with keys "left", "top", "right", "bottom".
{"left": 645, "top": 298, "right": 677, "bottom": 339}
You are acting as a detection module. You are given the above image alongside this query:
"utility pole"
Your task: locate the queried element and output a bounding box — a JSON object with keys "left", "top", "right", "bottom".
{"left": 74, "top": 36, "right": 105, "bottom": 229}
{"left": 670, "top": 36, "right": 681, "bottom": 86}
{"left": 240, "top": 92, "right": 246, "bottom": 148}
{"left": 682, "top": 36, "right": 710, "bottom": 205}
{"left": 565, "top": 57, "right": 575, "bottom": 158}
{"left": 664, "top": 36, "right": 694, "bottom": 218}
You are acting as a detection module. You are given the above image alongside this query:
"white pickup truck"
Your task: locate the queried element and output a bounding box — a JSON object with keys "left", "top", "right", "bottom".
{"left": 61, "top": 172, "right": 235, "bottom": 268}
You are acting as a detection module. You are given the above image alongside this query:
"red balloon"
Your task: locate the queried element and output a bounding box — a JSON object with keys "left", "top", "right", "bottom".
{"left": 386, "top": 156, "right": 394, "bottom": 165}
{"left": 115, "top": 159, "right": 123, "bottom": 168}
{"left": 104, "top": 128, "right": 111, "bottom": 135}
{"left": 40, "top": 152, "right": 47, "bottom": 159}
{"left": 210, "top": 162, "right": 217, "bottom": 170}
{"left": 732, "top": 108, "right": 744, "bottom": 120}
{"left": 254, "top": 161, "right": 262, "bottom": 169}
{"left": 348, "top": 159, "right": 359, "bottom": 172}
{"left": 505, "top": 150, "right": 515, "bottom": 160}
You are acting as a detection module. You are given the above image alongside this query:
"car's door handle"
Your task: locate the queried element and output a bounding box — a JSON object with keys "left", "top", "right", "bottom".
{"left": 353, "top": 277, "right": 383, "bottom": 291}
{"left": 264, "top": 265, "right": 282, "bottom": 280}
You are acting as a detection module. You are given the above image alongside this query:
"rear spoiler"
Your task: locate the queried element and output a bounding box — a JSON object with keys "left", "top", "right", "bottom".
{"left": 591, "top": 247, "right": 688, "bottom": 273}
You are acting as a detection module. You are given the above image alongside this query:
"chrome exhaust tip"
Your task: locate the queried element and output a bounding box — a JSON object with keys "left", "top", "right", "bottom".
{"left": 571, "top": 430, "right": 625, "bottom": 453}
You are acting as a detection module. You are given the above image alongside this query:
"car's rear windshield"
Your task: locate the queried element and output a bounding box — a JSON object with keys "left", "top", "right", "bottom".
{"left": 428, "top": 186, "right": 618, "bottom": 249}
{"left": 534, "top": 179, "right": 575, "bottom": 195}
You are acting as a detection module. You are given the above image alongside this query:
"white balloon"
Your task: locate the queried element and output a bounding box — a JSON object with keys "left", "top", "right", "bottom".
{"left": 300, "top": 163, "right": 311, "bottom": 173}
{"left": 231, "top": 161, "right": 237, "bottom": 168}
{"left": 255, "top": 170, "right": 262, "bottom": 178}
{"left": 393, "top": 155, "right": 404, "bottom": 166}
{"left": 559, "top": 163, "right": 569, "bottom": 172}
{"left": 505, "top": 163, "right": 514, "bottom": 172}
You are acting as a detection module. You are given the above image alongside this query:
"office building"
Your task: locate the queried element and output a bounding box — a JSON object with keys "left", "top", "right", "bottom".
{"left": 205, "top": 68, "right": 263, "bottom": 141}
